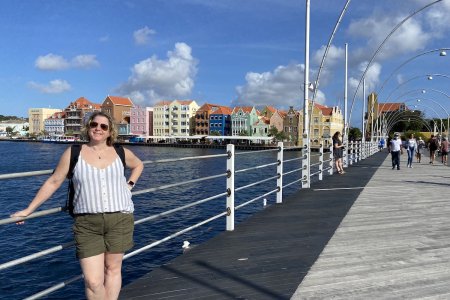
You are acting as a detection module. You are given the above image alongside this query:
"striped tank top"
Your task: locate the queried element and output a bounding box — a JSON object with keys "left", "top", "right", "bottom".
{"left": 72, "top": 155, "right": 134, "bottom": 214}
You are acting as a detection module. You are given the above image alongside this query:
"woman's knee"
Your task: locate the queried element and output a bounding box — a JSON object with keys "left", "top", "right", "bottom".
{"left": 84, "top": 275, "right": 104, "bottom": 292}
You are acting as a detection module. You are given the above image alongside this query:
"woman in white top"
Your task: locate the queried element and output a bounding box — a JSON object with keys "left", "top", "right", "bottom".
{"left": 406, "top": 133, "right": 417, "bottom": 168}
{"left": 12, "top": 112, "right": 144, "bottom": 299}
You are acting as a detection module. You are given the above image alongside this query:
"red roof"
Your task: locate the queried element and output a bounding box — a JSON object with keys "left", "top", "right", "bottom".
{"left": 154, "top": 101, "right": 172, "bottom": 106}
{"left": 213, "top": 106, "right": 233, "bottom": 115}
{"left": 105, "top": 96, "right": 133, "bottom": 106}
{"left": 232, "top": 106, "right": 254, "bottom": 114}
{"left": 67, "top": 97, "right": 100, "bottom": 110}
{"left": 378, "top": 102, "right": 404, "bottom": 113}
{"left": 314, "top": 103, "right": 333, "bottom": 116}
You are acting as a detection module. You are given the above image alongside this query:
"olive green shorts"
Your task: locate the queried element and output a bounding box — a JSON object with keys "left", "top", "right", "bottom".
{"left": 73, "top": 212, "right": 134, "bottom": 259}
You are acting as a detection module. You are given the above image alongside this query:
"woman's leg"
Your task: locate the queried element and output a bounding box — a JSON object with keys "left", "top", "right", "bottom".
{"left": 80, "top": 253, "right": 106, "bottom": 300}
{"left": 104, "top": 253, "right": 124, "bottom": 300}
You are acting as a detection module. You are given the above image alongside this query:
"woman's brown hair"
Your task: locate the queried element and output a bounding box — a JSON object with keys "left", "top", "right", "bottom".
{"left": 83, "top": 111, "right": 118, "bottom": 146}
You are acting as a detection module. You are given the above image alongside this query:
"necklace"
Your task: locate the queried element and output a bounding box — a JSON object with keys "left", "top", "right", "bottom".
{"left": 89, "top": 146, "right": 107, "bottom": 159}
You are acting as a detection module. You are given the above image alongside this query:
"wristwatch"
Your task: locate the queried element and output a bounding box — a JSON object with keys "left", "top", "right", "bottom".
{"left": 127, "top": 181, "right": 135, "bottom": 189}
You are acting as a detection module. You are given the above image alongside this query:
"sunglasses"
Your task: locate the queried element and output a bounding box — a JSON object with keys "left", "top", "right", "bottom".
{"left": 89, "top": 121, "right": 109, "bottom": 131}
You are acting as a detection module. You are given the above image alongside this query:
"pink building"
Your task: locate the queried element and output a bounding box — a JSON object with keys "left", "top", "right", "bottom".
{"left": 130, "top": 106, "right": 153, "bottom": 136}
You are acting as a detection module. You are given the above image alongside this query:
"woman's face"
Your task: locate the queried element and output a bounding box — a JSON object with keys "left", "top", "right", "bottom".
{"left": 88, "top": 115, "right": 111, "bottom": 143}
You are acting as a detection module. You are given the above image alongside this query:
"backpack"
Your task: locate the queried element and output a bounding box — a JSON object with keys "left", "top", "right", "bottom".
{"left": 430, "top": 138, "right": 439, "bottom": 150}
{"left": 66, "top": 144, "right": 126, "bottom": 217}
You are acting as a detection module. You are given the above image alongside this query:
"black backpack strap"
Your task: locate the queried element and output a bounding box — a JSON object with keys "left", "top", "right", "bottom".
{"left": 66, "top": 144, "right": 81, "bottom": 217}
{"left": 67, "top": 144, "right": 82, "bottom": 179}
{"left": 113, "top": 144, "right": 126, "bottom": 169}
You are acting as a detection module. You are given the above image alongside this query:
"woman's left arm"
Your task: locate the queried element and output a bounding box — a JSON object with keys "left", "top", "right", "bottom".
{"left": 124, "top": 148, "right": 144, "bottom": 185}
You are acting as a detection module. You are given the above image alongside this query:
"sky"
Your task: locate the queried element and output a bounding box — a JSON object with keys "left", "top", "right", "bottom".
{"left": 1, "top": 0, "right": 450, "bottom": 128}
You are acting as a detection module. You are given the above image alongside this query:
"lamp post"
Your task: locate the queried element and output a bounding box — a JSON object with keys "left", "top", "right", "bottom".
{"left": 302, "top": 0, "right": 311, "bottom": 188}
{"left": 343, "top": 43, "right": 348, "bottom": 168}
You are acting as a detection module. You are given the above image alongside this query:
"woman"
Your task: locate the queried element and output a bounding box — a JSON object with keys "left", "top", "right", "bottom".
{"left": 332, "top": 131, "right": 345, "bottom": 174}
{"left": 416, "top": 137, "right": 425, "bottom": 163}
{"left": 440, "top": 137, "right": 448, "bottom": 165}
{"left": 428, "top": 135, "right": 439, "bottom": 164}
{"left": 406, "top": 133, "right": 417, "bottom": 168}
{"left": 12, "top": 111, "right": 144, "bottom": 299}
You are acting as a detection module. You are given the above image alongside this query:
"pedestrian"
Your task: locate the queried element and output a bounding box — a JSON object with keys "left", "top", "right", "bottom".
{"left": 389, "top": 133, "right": 403, "bottom": 170}
{"left": 332, "top": 131, "right": 345, "bottom": 174}
{"left": 11, "top": 111, "right": 144, "bottom": 299}
{"left": 378, "top": 138, "right": 385, "bottom": 151}
{"left": 428, "top": 134, "right": 439, "bottom": 164}
{"left": 406, "top": 133, "right": 417, "bottom": 168}
{"left": 416, "top": 137, "right": 425, "bottom": 163}
{"left": 440, "top": 137, "right": 448, "bottom": 165}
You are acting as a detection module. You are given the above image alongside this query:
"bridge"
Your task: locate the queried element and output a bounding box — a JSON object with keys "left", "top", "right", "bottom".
{"left": 120, "top": 151, "right": 449, "bottom": 299}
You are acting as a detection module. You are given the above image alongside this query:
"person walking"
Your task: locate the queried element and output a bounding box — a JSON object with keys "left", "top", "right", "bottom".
{"left": 416, "top": 137, "right": 425, "bottom": 163}
{"left": 12, "top": 111, "right": 144, "bottom": 299}
{"left": 428, "top": 134, "right": 439, "bottom": 164}
{"left": 440, "top": 137, "right": 448, "bottom": 165}
{"left": 406, "top": 133, "right": 417, "bottom": 168}
{"left": 389, "top": 133, "right": 403, "bottom": 170}
{"left": 332, "top": 131, "right": 345, "bottom": 174}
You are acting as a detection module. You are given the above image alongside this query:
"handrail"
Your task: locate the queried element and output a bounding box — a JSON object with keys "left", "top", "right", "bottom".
{"left": 0, "top": 142, "right": 379, "bottom": 299}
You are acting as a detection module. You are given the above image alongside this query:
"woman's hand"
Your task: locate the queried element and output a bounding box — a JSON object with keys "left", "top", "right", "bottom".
{"left": 11, "top": 208, "right": 32, "bottom": 225}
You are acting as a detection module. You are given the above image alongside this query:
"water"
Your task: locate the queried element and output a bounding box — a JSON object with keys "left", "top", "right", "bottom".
{"left": 0, "top": 141, "right": 305, "bottom": 299}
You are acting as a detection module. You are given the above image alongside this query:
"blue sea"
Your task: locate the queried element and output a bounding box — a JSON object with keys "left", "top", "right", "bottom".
{"left": 0, "top": 141, "right": 304, "bottom": 299}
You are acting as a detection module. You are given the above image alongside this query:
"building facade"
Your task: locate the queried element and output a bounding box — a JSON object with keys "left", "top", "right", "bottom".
{"left": 64, "top": 97, "right": 101, "bottom": 137}
{"left": 153, "top": 101, "right": 171, "bottom": 136}
{"left": 28, "top": 108, "right": 62, "bottom": 135}
{"left": 168, "top": 100, "right": 199, "bottom": 136}
{"left": 101, "top": 96, "right": 134, "bottom": 135}
{"left": 209, "top": 106, "right": 232, "bottom": 136}
{"left": 130, "top": 106, "right": 153, "bottom": 137}
{"left": 44, "top": 111, "right": 65, "bottom": 137}
{"left": 231, "top": 106, "right": 259, "bottom": 136}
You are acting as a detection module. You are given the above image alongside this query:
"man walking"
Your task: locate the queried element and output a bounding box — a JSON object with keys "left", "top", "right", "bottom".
{"left": 389, "top": 133, "right": 403, "bottom": 170}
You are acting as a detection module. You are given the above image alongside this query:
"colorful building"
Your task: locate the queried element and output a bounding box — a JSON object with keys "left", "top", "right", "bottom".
{"left": 44, "top": 111, "right": 66, "bottom": 137}
{"left": 101, "top": 96, "right": 134, "bottom": 135}
{"left": 28, "top": 108, "right": 63, "bottom": 135}
{"left": 130, "top": 106, "right": 153, "bottom": 137}
{"left": 153, "top": 101, "right": 171, "bottom": 136}
{"left": 231, "top": 106, "right": 259, "bottom": 136}
{"left": 209, "top": 106, "right": 232, "bottom": 136}
{"left": 65, "top": 97, "right": 101, "bottom": 137}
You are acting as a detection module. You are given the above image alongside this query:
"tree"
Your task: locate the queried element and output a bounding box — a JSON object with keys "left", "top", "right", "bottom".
{"left": 5, "top": 126, "right": 14, "bottom": 136}
{"left": 348, "top": 127, "right": 362, "bottom": 141}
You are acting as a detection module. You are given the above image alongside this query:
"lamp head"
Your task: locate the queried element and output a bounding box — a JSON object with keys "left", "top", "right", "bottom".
{"left": 440, "top": 50, "right": 447, "bottom": 56}
{"left": 427, "top": 75, "right": 433, "bottom": 80}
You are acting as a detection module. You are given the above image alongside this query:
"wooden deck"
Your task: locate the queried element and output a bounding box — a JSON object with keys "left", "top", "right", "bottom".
{"left": 120, "top": 151, "right": 449, "bottom": 300}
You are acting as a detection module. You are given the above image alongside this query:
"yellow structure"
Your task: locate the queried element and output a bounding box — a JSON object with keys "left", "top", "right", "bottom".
{"left": 28, "top": 108, "right": 62, "bottom": 135}
{"left": 298, "top": 101, "right": 344, "bottom": 148}
{"left": 153, "top": 100, "right": 199, "bottom": 136}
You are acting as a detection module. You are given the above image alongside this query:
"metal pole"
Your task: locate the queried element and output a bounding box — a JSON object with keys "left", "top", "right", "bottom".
{"left": 226, "top": 144, "right": 235, "bottom": 231}
{"left": 343, "top": 43, "right": 348, "bottom": 168}
{"left": 302, "top": 0, "right": 311, "bottom": 188}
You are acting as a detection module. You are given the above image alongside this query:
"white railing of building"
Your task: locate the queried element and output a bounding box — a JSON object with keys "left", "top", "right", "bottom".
{"left": 0, "top": 141, "right": 378, "bottom": 299}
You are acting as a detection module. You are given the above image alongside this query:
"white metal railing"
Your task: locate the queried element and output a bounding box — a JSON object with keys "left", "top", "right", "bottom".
{"left": 0, "top": 141, "right": 379, "bottom": 299}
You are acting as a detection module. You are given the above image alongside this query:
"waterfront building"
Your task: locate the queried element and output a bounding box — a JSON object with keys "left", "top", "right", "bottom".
{"left": 283, "top": 106, "right": 299, "bottom": 145}
{"left": 130, "top": 106, "right": 153, "bottom": 137}
{"left": 0, "top": 120, "right": 29, "bottom": 137}
{"left": 271, "top": 110, "right": 287, "bottom": 133}
{"left": 168, "top": 100, "right": 199, "bottom": 136}
{"left": 28, "top": 108, "right": 62, "bottom": 135}
{"left": 298, "top": 101, "right": 343, "bottom": 148}
{"left": 252, "top": 115, "right": 270, "bottom": 137}
{"left": 209, "top": 106, "right": 232, "bottom": 136}
{"left": 153, "top": 101, "right": 171, "bottom": 136}
{"left": 367, "top": 93, "right": 405, "bottom": 140}
{"left": 64, "top": 97, "right": 101, "bottom": 137}
{"left": 44, "top": 111, "right": 65, "bottom": 137}
{"left": 101, "top": 95, "right": 134, "bottom": 136}
{"left": 195, "top": 103, "right": 232, "bottom": 135}
{"left": 231, "top": 106, "right": 259, "bottom": 136}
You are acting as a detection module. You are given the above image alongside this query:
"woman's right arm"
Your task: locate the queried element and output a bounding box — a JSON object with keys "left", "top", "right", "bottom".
{"left": 11, "top": 147, "right": 71, "bottom": 222}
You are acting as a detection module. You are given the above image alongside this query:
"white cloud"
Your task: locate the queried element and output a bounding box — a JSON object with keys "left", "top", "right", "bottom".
{"left": 28, "top": 79, "right": 71, "bottom": 94}
{"left": 71, "top": 55, "right": 100, "bottom": 69}
{"left": 99, "top": 35, "right": 110, "bottom": 43}
{"left": 35, "top": 53, "right": 100, "bottom": 71}
{"left": 117, "top": 42, "right": 198, "bottom": 105}
{"left": 349, "top": 61, "right": 382, "bottom": 99}
{"left": 35, "top": 54, "right": 70, "bottom": 71}
{"left": 233, "top": 63, "right": 326, "bottom": 109}
{"left": 133, "top": 26, "right": 156, "bottom": 45}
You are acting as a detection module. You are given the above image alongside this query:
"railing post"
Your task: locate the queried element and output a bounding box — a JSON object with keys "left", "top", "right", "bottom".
{"left": 301, "top": 140, "right": 309, "bottom": 188}
{"left": 226, "top": 144, "right": 235, "bottom": 231}
{"left": 329, "top": 145, "right": 333, "bottom": 175}
{"left": 349, "top": 141, "right": 353, "bottom": 165}
{"left": 276, "top": 142, "right": 283, "bottom": 204}
{"left": 343, "top": 139, "right": 348, "bottom": 168}
{"left": 319, "top": 143, "right": 323, "bottom": 180}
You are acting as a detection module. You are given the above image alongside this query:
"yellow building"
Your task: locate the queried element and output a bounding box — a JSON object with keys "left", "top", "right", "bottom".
{"left": 28, "top": 108, "right": 63, "bottom": 135}
{"left": 153, "top": 100, "right": 199, "bottom": 136}
{"left": 298, "top": 101, "right": 343, "bottom": 148}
